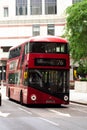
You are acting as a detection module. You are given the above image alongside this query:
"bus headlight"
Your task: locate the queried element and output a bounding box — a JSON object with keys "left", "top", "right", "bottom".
{"left": 64, "top": 95, "right": 68, "bottom": 101}
{"left": 31, "top": 94, "right": 37, "bottom": 101}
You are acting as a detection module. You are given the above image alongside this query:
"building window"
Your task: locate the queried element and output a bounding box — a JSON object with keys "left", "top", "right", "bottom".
{"left": 47, "top": 24, "right": 55, "bottom": 35}
{"left": 32, "top": 25, "right": 40, "bottom": 36}
{"left": 45, "top": 0, "right": 57, "bottom": 14}
{"left": 1, "top": 47, "right": 11, "bottom": 52}
{"left": 72, "top": 0, "right": 82, "bottom": 4}
{"left": 16, "top": 0, "right": 27, "bottom": 15}
{"left": 4, "top": 7, "right": 8, "bottom": 17}
{"left": 30, "top": 0, "right": 42, "bottom": 15}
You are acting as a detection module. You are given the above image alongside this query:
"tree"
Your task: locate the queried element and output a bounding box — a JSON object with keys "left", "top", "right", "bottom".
{"left": 64, "top": 0, "right": 87, "bottom": 75}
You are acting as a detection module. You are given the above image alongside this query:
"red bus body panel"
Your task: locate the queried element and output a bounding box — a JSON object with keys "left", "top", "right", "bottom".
{"left": 27, "top": 53, "right": 69, "bottom": 69}
{"left": 27, "top": 87, "right": 68, "bottom": 105}
{"left": 6, "top": 86, "right": 68, "bottom": 105}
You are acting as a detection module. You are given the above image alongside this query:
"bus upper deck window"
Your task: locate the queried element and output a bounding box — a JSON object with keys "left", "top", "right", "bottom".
{"left": 61, "top": 45, "right": 65, "bottom": 53}
{"left": 56, "top": 47, "right": 60, "bottom": 53}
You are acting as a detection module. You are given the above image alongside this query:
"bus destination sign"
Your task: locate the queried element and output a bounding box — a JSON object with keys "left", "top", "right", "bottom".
{"left": 35, "top": 58, "right": 66, "bottom": 66}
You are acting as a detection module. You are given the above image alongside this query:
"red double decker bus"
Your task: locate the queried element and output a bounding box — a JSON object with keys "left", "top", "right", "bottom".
{"left": 6, "top": 36, "right": 70, "bottom": 105}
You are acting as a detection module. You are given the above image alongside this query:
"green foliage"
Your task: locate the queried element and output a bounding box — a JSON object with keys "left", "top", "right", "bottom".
{"left": 80, "top": 78, "right": 87, "bottom": 81}
{"left": 77, "top": 59, "right": 87, "bottom": 76}
{"left": 64, "top": 0, "right": 87, "bottom": 74}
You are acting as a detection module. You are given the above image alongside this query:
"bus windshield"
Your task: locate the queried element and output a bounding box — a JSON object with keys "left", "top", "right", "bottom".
{"left": 28, "top": 69, "right": 69, "bottom": 95}
{"left": 29, "top": 42, "right": 68, "bottom": 54}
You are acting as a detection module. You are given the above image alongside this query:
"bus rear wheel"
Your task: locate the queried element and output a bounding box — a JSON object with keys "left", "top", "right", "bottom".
{"left": 20, "top": 91, "right": 23, "bottom": 105}
{"left": 0, "top": 93, "right": 1, "bottom": 106}
{"left": 8, "top": 88, "right": 10, "bottom": 99}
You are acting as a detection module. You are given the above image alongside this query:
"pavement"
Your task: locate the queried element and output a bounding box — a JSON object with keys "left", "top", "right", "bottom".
{"left": 70, "top": 89, "right": 87, "bottom": 105}
{"left": 0, "top": 86, "right": 87, "bottom": 105}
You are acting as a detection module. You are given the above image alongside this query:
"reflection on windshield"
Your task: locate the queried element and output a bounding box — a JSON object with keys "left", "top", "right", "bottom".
{"left": 28, "top": 69, "right": 69, "bottom": 94}
{"left": 29, "top": 70, "right": 43, "bottom": 87}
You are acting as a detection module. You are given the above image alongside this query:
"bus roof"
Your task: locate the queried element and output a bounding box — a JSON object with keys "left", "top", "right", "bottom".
{"left": 29, "top": 35, "right": 68, "bottom": 43}
{"left": 9, "top": 35, "right": 68, "bottom": 50}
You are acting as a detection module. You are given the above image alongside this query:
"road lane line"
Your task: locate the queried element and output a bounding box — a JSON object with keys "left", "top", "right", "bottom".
{"left": 39, "top": 117, "right": 59, "bottom": 126}
{"left": 49, "top": 109, "right": 71, "bottom": 117}
{"left": 0, "top": 111, "right": 10, "bottom": 117}
{"left": 18, "top": 107, "right": 32, "bottom": 115}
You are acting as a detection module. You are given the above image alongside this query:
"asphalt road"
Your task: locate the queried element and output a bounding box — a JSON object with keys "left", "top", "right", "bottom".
{"left": 0, "top": 96, "right": 87, "bottom": 130}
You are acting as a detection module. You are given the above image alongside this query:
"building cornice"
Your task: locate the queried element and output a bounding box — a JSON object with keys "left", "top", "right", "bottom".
{"left": 0, "top": 16, "right": 66, "bottom": 25}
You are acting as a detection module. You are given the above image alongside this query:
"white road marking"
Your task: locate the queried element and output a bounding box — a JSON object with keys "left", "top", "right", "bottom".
{"left": 39, "top": 117, "right": 59, "bottom": 126}
{"left": 18, "top": 107, "right": 32, "bottom": 115}
{"left": 19, "top": 107, "right": 59, "bottom": 126}
{"left": 49, "top": 109, "right": 71, "bottom": 117}
{"left": 0, "top": 111, "right": 10, "bottom": 117}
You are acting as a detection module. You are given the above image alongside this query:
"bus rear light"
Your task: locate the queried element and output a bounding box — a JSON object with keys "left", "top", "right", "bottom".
{"left": 31, "top": 94, "right": 37, "bottom": 101}
{"left": 64, "top": 95, "right": 68, "bottom": 101}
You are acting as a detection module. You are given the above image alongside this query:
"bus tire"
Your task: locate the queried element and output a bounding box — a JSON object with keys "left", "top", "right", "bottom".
{"left": 0, "top": 93, "right": 1, "bottom": 106}
{"left": 20, "top": 91, "right": 23, "bottom": 105}
{"left": 8, "top": 88, "right": 10, "bottom": 99}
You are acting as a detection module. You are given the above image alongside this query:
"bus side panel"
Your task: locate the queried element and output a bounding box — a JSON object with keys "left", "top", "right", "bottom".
{"left": 6, "top": 85, "right": 28, "bottom": 104}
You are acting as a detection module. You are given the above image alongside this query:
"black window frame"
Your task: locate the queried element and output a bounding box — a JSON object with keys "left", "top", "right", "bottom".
{"left": 9, "top": 46, "right": 21, "bottom": 59}
{"left": 72, "top": 0, "right": 82, "bottom": 4}
{"left": 45, "top": 0, "right": 57, "bottom": 15}
{"left": 47, "top": 24, "right": 55, "bottom": 35}
{"left": 16, "top": 0, "right": 27, "bottom": 15}
{"left": 8, "top": 72, "right": 20, "bottom": 84}
{"left": 30, "top": 0, "right": 42, "bottom": 15}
